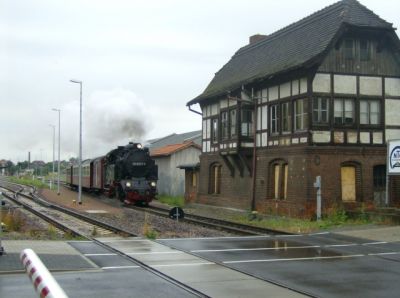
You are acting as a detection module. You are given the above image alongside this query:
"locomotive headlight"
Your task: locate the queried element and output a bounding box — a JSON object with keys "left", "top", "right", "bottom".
{"left": 137, "top": 143, "right": 142, "bottom": 149}
{"left": 150, "top": 181, "right": 156, "bottom": 187}
{"left": 126, "top": 182, "right": 132, "bottom": 187}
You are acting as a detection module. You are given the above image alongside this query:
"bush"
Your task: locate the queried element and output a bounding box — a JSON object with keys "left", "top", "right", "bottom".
{"left": 2, "top": 211, "right": 25, "bottom": 232}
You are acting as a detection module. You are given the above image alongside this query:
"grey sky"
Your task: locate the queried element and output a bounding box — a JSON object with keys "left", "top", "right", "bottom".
{"left": 1, "top": 0, "right": 399, "bottom": 163}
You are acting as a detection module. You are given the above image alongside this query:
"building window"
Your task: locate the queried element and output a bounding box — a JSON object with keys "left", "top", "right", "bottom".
{"left": 230, "top": 109, "right": 237, "bottom": 137}
{"left": 373, "top": 165, "right": 386, "bottom": 189}
{"left": 211, "top": 118, "right": 218, "bottom": 143}
{"left": 360, "top": 100, "right": 380, "bottom": 125}
{"left": 294, "top": 99, "right": 308, "bottom": 131}
{"left": 281, "top": 102, "right": 291, "bottom": 133}
{"left": 221, "top": 111, "right": 229, "bottom": 140}
{"left": 344, "top": 39, "right": 354, "bottom": 59}
{"left": 360, "top": 39, "right": 371, "bottom": 61}
{"left": 241, "top": 108, "right": 253, "bottom": 137}
{"left": 270, "top": 104, "right": 279, "bottom": 134}
{"left": 209, "top": 163, "right": 221, "bottom": 194}
{"left": 313, "top": 97, "right": 329, "bottom": 124}
{"left": 191, "top": 172, "right": 197, "bottom": 187}
{"left": 334, "top": 99, "right": 354, "bottom": 125}
{"left": 341, "top": 166, "right": 356, "bottom": 202}
{"left": 271, "top": 161, "right": 288, "bottom": 200}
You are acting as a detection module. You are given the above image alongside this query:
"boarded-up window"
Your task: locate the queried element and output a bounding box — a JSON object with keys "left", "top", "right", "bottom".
{"left": 209, "top": 164, "right": 221, "bottom": 194}
{"left": 271, "top": 161, "right": 288, "bottom": 200}
{"left": 341, "top": 166, "right": 356, "bottom": 202}
{"left": 274, "top": 164, "right": 280, "bottom": 199}
{"left": 283, "top": 164, "right": 288, "bottom": 200}
{"left": 192, "top": 172, "right": 197, "bottom": 187}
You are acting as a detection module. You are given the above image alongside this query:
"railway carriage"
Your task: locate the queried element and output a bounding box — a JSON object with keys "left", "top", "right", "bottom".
{"left": 67, "top": 143, "right": 158, "bottom": 205}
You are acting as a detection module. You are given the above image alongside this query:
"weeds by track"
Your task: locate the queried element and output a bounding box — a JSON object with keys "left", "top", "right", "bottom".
{"left": 126, "top": 205, "right": 292, "bottom": 236}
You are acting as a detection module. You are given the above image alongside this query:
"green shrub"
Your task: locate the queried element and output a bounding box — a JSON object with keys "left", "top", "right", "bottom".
{"left": 157, "top": 195, "right": 184, "bottom": 207}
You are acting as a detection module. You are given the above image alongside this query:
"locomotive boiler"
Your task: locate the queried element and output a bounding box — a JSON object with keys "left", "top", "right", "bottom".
{"left": 66, "top": 142, "right": 158, "bottom": 205}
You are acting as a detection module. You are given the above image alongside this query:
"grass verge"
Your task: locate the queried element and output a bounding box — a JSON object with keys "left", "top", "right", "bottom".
{"left": 156, "top": 195, "right": 184, "bottom": 207}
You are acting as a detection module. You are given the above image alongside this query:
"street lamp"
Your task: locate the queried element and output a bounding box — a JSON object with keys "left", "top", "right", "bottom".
{"left": 70, "top": 79, "right": 83, "bottom": 205}
{"left": 52, "top": 108, "right": 61, "bottom": 195}
{"left": 49, "top": 124, "right": 56, "bottom": 190}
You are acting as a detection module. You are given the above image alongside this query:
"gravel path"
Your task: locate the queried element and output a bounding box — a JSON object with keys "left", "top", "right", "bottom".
{"left": 39, "top": 187, "right": 234, "bottom": 239}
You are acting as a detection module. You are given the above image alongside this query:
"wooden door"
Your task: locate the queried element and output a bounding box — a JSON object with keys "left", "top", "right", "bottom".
{"left": 341, "top": 166, "right": 356, "bottom": 202}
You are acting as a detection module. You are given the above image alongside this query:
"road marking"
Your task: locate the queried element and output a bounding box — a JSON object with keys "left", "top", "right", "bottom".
{"left": 324, "top": 244, "right": 358, "bottom": 247}
{"left": 158, "top": 235, "right": 271, "bottom": 241}
{"left": 191, "top": 243, "right": 361, "bottom": 253}
{"left": 127, "top": 251, "right": 184, "bottom": 255}
{"left": 362, "top": 241, "right": 388, "bottom": 245}
{"left": 84, "top": 253, "right": 117, "bottom": 256}
{"left": 152, "top": 262, "right": 214, "bottom": 268}
{"left": 368, "top": 252, "right": 400, "bottom": 256}
{"left": 191, "top": 245, "right": 321, "bottom": 253}
{"left": 309, "top": 232, "right": 331, "bottom": 236}
{"left": 99, "top": 239, "right": 148, "bottom": 243}
{"left": 223, "top": 254, "right": 364, "bottom": 264}
{"left": 102, "top": 265, "right": 141, "bottom": 270}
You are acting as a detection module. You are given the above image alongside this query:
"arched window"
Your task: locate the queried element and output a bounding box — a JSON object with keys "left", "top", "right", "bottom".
{"left": 270, "top": 159, "right": 288, "bottom": 200}
{"left": 209, "top": 163, "right": 222, "bottom": 194}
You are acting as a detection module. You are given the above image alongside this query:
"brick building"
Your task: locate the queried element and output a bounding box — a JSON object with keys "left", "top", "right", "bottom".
{"left": 187, "top": 0, "right": 400, "bottom": 218}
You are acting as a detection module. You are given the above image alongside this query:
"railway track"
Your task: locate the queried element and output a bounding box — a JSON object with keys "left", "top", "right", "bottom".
{"left": 0, "top": 184, "right": 134, "bottom": 239}
{"left": 127, "top": 204, "right": 292, "bottom": 236}
{"left": 0, "top": 181, "right": 209, "bottom": 297}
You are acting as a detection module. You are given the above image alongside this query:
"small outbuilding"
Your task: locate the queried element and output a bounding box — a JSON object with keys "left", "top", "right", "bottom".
{"left": 151, "top": 141, "right": 201, "bottom": 197}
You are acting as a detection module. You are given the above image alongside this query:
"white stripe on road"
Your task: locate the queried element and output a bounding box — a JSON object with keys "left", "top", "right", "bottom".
{"left": 362, "top": 241, "right": 388, "bottom": 245}
{"left": 152, "top": 262, "right": 214, "bottom": 268}
{"left": 85, "top": 253, "right": 118, "bottom": 256}
{"left": 223, "top": 254, "right": 365, "bottom": 264}
{"left": 191, "top": 245, "right": 320, "bottom": 253}
{"left": 158, "top": 235, "right": 271, "bottom": 241}
{"left": 127, "top": 251, "right": 184, "bottom": 255}
{"left": 191, "top": 243, "right": 361, "bottom": 253}
{"left": 102, "top": 265, "right": 141, "bottom": 270}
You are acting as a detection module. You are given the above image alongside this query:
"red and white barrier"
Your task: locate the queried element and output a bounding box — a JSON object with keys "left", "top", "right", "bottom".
{"left": 20, "top": 249, "right": 68, "bottom": 298}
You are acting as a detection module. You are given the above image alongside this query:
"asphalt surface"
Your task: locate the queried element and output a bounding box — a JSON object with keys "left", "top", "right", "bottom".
{"left": 158, "top": 232, "right": 400, "bottom": 298}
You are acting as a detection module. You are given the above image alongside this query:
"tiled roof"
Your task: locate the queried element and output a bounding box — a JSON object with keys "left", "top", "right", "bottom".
{"left": 187, "top": 0, "right": 394, "bottom": 105}
{"left": 150, "top": 141, "right": 201, "bottom": 157}
{"left": 146, "top": 130, "right": 201, "bottom": 152}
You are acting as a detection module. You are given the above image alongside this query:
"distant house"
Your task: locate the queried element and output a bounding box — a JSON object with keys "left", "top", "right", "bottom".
{"left": 151, "top": 141, "right": 201, "bottom": 197}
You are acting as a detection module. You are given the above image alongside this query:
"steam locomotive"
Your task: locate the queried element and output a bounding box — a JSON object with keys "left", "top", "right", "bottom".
{"left": 66, "top": 142, "right": 158, "bottom": 205}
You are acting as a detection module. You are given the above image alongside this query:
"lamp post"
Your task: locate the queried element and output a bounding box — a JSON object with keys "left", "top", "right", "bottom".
{"left": 49, "top": 124, "right": 55, "bottom": 189}
{"left": 52, "top": 108, "right": 61, "bottom": 195}
{"left": 70, "top": 79, "right": 83, "bottom": 205}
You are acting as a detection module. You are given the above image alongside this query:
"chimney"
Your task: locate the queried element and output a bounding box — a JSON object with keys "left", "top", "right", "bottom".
{"left": 249, "top": 34, "right": 267, "bottom": 45}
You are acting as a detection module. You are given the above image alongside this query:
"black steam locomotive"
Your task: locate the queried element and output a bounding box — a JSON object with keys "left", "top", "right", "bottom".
{"left": 66, "top": 142, "right": 158, "bottom": 205}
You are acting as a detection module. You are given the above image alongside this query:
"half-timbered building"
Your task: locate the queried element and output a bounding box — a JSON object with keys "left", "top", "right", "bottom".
{"left": 187, "top": 0, "right": 400, "bottom": 217}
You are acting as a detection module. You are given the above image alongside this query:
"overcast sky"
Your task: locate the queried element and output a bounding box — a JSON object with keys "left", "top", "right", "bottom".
{"left": 1, "top": 0, "right": 399, "bottom": 163}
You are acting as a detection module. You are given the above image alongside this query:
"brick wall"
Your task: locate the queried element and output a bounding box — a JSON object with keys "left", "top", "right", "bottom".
{"left": 195, "top": 145, "right": 392, "bottom": 218}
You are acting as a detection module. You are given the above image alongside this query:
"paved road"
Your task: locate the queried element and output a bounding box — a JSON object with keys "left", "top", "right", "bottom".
{"left": 159, "top": 232, "right": 400, "bottom": 298}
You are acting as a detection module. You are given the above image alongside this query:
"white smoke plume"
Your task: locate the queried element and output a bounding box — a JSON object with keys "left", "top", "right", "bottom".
{"left": 61, "top": 88, "right": 152, "bottom": 160}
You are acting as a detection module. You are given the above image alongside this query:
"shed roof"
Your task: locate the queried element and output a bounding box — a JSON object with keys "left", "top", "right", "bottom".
{"left": 187, "top": 0, "right": 395, "bottom": 106}
{"left": 146, "top": 130, "right": 201, "bottom": 153}
{"left": 150, "top": 141, "right": 201, "bottom": 157}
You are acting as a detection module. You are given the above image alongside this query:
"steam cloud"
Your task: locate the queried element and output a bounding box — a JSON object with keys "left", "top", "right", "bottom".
{"left": 61, "top": 88, "right": 152, "bottom": 159}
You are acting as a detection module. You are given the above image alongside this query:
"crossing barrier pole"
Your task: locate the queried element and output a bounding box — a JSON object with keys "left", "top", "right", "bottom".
{"left": 20, "top": 248, "right": 68, "bottom": 298}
